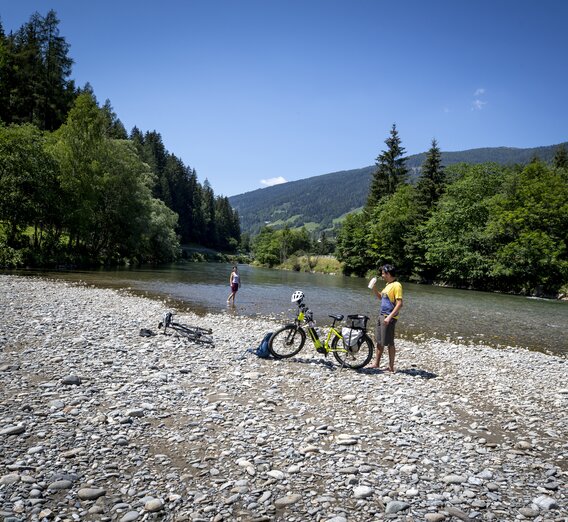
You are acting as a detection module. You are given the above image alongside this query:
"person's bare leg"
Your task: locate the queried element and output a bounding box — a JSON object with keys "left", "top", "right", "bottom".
{"left": 387, "top": 344, "right": 395, "bottom": 372}
{"left": 368, "top": 344, "right": 384, "bottom": 368}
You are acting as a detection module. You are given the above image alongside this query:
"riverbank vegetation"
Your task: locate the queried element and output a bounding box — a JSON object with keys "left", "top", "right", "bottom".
{"left": 336, "top": 126, "right": 568, "bottom": 297}
{"left": 0, "top": 11, "right": 240, "bottom": 268}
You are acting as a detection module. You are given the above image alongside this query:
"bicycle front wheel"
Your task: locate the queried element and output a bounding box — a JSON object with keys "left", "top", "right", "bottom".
{"left": 269, "top": 325, "right": 306, "bottom": 358}
{"left": 332, "top": 332, "right": 374, "bottom": 369}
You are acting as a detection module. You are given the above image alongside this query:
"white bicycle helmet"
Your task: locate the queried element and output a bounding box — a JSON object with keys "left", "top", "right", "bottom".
{"left": 291, "top": 290, "right": 305, "bottom": 303}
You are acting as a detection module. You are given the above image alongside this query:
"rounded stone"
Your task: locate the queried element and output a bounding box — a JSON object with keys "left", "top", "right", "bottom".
{"left": 78, "top": 488, "right": 107, "bottom": 500}
{"left": 144, "top": 499, "right": 164, "bottom": 512}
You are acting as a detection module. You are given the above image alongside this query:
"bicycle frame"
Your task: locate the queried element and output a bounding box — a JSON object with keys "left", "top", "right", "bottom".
{"left": 294, "top": 303, "right": 344, "bottom": 354}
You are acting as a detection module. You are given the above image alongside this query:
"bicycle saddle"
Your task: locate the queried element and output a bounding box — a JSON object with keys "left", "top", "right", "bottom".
{"left": 329, "top": 314, "right": 344, "bottom": 321}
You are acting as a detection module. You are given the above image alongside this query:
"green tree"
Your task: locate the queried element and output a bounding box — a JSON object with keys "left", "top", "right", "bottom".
{"left": 51, "top": 92, "right": 180, "bottom": 263}
{"left": 0, "top": 123, "right": 61, "bottom": 247}
{"left": 252, "top": 227, "right": 280, "bottom": 266}
{"left": 201, "top": 180, "right": 217, "bottom": 247}
{"left": 335, "top": 212, "right": 373, "bottom": 276}
{"left": 486, "top": 162, "right": 568, "bottom": 294}
{"left": 421, "top": 163, "right": 504, "bottom": 288}
{"left": 101, "top": 99, "right": 127, "bottom": 139}
{"left": 367, "top": 184, "right": 422, "bottom": 276}
{"left": 37, "top": 10, "right": 75, "bottom": 131}
{"left": 215, "top": 196, "right": 240, "bottom": 251}
{"left": 366, "top": 123, "right": 408, "bottom": 208}
{"left": 0, "top": 10, "right": 75, "bottom": 130}
{"left": 553, "top": 144, "right": 568, "bottom": 169}
{"left": 416, "top": 138, "right": 445, "bottom": 211}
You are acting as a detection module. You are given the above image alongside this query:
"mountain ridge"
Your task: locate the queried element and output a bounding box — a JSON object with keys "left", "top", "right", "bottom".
{"left": 229, "top": 142, "right": 568, "bottom": 236}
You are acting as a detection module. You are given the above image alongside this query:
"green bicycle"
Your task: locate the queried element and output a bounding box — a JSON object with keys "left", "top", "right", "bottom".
{"left": 268, "top": 290, "right": 374, "bottom": 369}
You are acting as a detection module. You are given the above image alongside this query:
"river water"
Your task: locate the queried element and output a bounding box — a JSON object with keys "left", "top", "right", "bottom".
{"left": 11, "top": 262, "right": 567, "bottom": 357}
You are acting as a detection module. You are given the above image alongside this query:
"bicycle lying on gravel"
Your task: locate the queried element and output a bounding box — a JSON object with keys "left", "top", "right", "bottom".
{"left": 158, "top": 312, "right": 214, "bottom": 345}
{"left": 268, "top": 291, "right": 374, "bottom": 369}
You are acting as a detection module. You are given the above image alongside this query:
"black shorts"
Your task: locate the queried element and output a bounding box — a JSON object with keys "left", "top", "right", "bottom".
{"left": 375, "top": 315, "right": 397, "bottom": 347}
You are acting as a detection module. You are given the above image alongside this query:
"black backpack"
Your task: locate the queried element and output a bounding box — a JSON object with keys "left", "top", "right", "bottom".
{"left": 254, "top": 332, "right": 273, "bottom": 358}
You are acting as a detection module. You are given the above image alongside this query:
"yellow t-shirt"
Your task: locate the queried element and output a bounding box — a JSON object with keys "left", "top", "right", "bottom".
{"left": 380, "top": 281, "right": 403, "bottom": 319}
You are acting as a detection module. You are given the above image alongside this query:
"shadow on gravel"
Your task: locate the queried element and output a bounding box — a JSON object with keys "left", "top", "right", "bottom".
{"left": 357, "top": 366, "right": 437, "bottom": 379}
{"left": 397, "top": 367, "right": 437, "bottom": 379}
{"left": 238, "top": 354, "right": 438, "bottom": 379}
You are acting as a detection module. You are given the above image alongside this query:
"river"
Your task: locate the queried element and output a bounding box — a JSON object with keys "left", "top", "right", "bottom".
{"left": 10, "top": 263, "right": 568, "bottom": 357}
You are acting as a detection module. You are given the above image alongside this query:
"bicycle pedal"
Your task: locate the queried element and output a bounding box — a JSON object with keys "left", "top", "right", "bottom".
{"left": 316, "top": 347, "right": 327, "bottom": 355}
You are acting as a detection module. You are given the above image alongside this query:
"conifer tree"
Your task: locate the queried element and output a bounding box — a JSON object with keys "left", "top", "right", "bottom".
{"left": 102, "top": 99, "right": 127, "bottom": 139}
{"left": 416, "top": 138, "right": 445, "bottom": 210}
{"left": 1, "top": 10, "right": 75, "bottom": 130}
{"left": 553, "top": 144, "right": 568, "bottom": 169}
{"left": 366, "top": 123, "right": 408, "bottom": 208}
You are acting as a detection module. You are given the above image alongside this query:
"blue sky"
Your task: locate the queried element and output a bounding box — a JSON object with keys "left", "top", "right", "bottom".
{"left": 2, "top": 1, "right": 567, "bottom": 197}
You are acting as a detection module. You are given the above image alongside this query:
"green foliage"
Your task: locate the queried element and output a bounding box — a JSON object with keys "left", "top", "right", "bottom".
{"left": 367, "top": 184, "right": 423, "bottom": 276}
{"left": 0, "top": 123, "right": 61, "bottom": 247}
{"left": 420, "top": 164, "right": 504, "bottom": 288}
{"left": 0, "top": 10, "right": 75, "bottom": 131}
{"left": 279, "top": 254, "right": 343, "bottom": 274}
{"left": 335, "top": 160, "right": 568, "bottom": 295}
{"left": 251, "top": 227, "right": 280, "bottom": 267}
{"left": 0, "top": 11, "right": 240, "bottom": 266}
{"left": 132, "top": 131, "right": 240, "bottom": 252}
{"left": 0, "top": 238, "right": 24, "bottom": 267}
{"left": 251, "top": 226, "right": 312, "bottom": 267}
{"left": 486, "top": 162, "right": 568, "bottom": 294}
{"left": 416, "top": 138, "right": 445, "bottom": 211}
{"left": 366, "top": 124, "right": 409, "bottom": 208}
{"left": 335, "top": 212, "right": 374, "bottom": 276}
{"left": 553, "top": 144, "right": 568, "bottom": 170}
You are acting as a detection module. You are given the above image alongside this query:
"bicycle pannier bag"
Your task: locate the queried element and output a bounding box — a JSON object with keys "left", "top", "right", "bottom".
{"left": 341, "top": 327, "right": 363, "bottom": 348}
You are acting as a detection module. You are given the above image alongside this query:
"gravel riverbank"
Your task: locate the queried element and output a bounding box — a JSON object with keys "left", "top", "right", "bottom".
{"left": 1, "top": 275, "right": 566, "bottom": 522}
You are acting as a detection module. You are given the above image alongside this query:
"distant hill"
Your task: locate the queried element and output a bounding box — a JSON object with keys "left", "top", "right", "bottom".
{"left": 229, "top": 142, "right": 568, "bottom": 236}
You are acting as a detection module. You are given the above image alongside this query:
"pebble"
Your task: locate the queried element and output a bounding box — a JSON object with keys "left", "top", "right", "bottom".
{"left": 144, "top": 498, "right": 164, "bottom": 512}
{"left": 385, "top": 500, "right": 410, "bottom": 513}
{"left": 0, "top": 275, "right": 566, "bottom": 521}
{"left": 533, "top": 495, "right": 560, "bottom": 510}
{"left": 274, "top": 493, "right": 302, "bottom": 507}
{"left": 353, "top": 486, "right": 373, "bottom": 499}
{"left": 78, "top": 488, "right": 106, "bottom": 500}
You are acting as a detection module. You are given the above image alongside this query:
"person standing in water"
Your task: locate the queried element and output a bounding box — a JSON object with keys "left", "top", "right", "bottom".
{"left": 368, "top": 264, "right": 403, "bottom": 372}
{"left": 227, "top": 265, "right": 241, "bottom": 305}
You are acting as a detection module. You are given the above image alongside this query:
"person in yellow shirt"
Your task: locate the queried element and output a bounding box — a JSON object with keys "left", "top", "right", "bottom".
{"left": 368, "top": 264, "right": 403, "bottom": 372}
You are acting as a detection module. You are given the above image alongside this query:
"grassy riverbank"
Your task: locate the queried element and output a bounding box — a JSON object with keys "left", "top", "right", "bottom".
{"left": 257, "top": 254, "right": 344, "bottom": 275}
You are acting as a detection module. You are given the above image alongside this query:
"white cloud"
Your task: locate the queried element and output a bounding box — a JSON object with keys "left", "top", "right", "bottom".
{"left": 260, "top": 176, "right": 287, "bottom": 187}
{"left": 472, "top": 99, "right": 487, "bottom": 111}
{"left": 474, "top": 87, "right": 486, "bottom": 96}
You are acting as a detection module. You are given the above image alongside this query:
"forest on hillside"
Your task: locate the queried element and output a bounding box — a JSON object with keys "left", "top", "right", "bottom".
{"left": 0, "top": 10, "right": 240, "bottom": 268}
{"left": 230, "top": 142, "right": 568, "bottom": 237}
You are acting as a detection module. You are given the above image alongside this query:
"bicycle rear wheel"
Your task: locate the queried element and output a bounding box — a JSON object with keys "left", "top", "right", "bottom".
{"left": 332, "top": 332, "right": 373, "bottom": 369}
{"left": 269, "top": 325, "right": 306, "bottom": 358}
